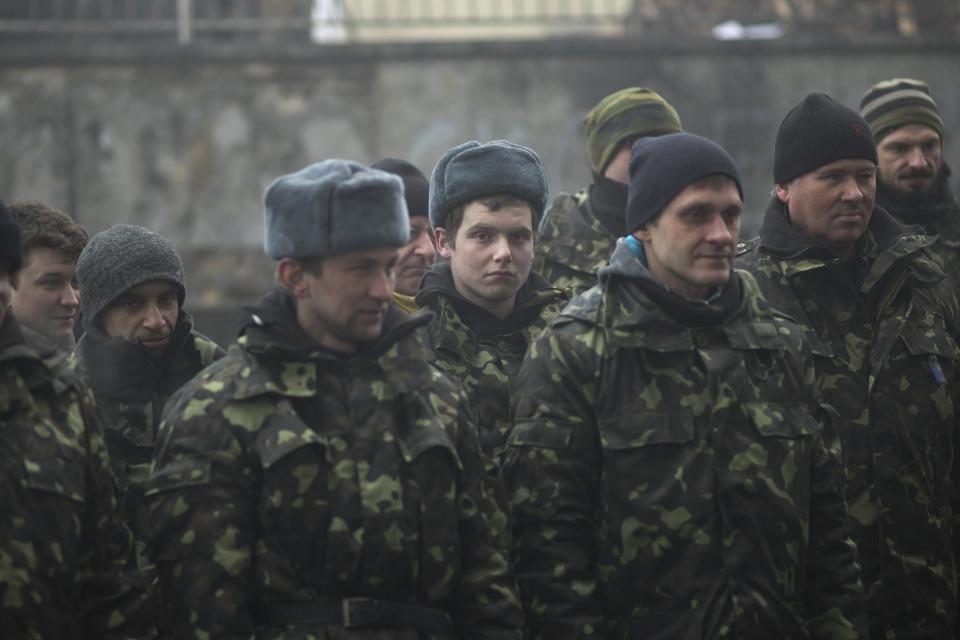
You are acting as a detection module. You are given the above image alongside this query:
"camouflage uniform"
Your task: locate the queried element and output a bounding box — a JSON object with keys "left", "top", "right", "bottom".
{"left": 142, "top": 289, "right": 523, "bottom": 639}
{"left": 75, "top": 309, "right": 224, "bottom": 541}
{"left": 0, "top": 313, "right": 150, "bottom": 638}
{"left": 416, "top": 262, "right": 568, "bottom": 461}
{"left": 534, "top": 190, "right": 617, "bottom": 297}
{"left": 504, "top": 240, "right": 867, "bottom": 640}
{"left": 876, "top": 165, "right": 960, "bottom": 291}
{"left": 738, "top": 199, "right": 960, "bottom": 639}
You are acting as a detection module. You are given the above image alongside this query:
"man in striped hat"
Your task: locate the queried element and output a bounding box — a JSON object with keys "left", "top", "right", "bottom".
{"left": 861, "top": 78, "right": 959, "bottom": 277}
{"left": 534, "top": 87, "right": 683, "bottom": 296}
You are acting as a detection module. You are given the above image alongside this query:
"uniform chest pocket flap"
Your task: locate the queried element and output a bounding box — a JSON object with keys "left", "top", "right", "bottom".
{"left": 900, "top": 327, "right": 960, "bottom": 361}
{"left": 743, "top": 402, "right": 820, "bottom": 439}
{"left": 23, "top": 451, "right": 86, "bottom": 503}
{"left": 598, "top": 409, "right": 695, "bottom": 450}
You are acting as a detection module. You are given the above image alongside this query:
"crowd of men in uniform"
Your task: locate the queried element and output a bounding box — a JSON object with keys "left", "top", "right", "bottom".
{"left": 0, "top": 75, "right": 957, "bottom": 639}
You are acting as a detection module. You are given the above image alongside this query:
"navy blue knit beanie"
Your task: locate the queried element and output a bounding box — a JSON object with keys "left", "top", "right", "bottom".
{"left": 627, "top": 132, "right": 742, "bottom": 232}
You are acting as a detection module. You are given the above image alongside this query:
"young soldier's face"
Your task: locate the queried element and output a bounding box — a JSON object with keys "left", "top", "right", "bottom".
{"left": 100, "top": 280, "right": 180, "bottom": 351}
{"left": 298, "top": 247, "right": 397, "bottom": 352}
{"left": 436, "top": 201, "right": 534, "bottom": 318}
{"left": 776, "top": 158, "right": 877, "bottom": 259}
{"left": 877, "top": 123, "right": 942, "bottom": 195}
{"left": 10, "top": 247, "right": 79, "bottom": 347}
{"left": 636, "top": 176, "right": 741, "bottom": 299}
{"left": 395, "top": 216, "right": 435, "bottom": 296}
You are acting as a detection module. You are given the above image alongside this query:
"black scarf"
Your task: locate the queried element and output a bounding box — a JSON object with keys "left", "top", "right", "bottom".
{"left": 633, "top": 269, "right": 744, "bottom": 328}
{"left": 589, "top": 173, "right": 629, "bottom": 238}
{"left": 76, "top": 310, "right": 199, "bottom": 403}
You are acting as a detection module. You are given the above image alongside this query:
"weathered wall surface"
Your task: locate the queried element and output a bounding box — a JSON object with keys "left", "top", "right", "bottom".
{"left": 1, "top": 38, "right": 957, "bottom": 343}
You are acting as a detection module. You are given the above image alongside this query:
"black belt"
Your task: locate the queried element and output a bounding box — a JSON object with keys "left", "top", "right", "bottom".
{"left": 257, "top": 598, "right": 454, "bottom": 634}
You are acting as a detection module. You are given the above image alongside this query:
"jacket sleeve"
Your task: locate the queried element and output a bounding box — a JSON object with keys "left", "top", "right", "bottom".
{"left": 76, "top": 382, "right": 155, "bottom": 639}
{"left": 143, "top": 381, "right": 258, "bottom": 639}
{"left": 805, "top": 396, "right": 869, "bottom": 639}
{"left": 502, "top": 327, "right": 606, "bottom": 640}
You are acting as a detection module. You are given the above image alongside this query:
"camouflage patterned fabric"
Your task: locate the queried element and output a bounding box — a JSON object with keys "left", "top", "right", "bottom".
{"left": 738, "top": 199, "right": 960, "bottom": 639}
{"left": 534, "top": 191, "right": 618, "bottom": 297}
{"left": 0, "top": 314, "right": 151, "bottom": 639}
{"left": 142, "top": 290, "right": 523, "bottom": 639}
{"left": 416, "top": 265, "right": 568, "bottom": 462}
{"left": 503, "top": 241, "right": 868, "bottom": 640}
{"left": 876, "top": 165, "right": 960, "bottom": 296}
{"left": 76, "top": 311, "right": 224, "bottom": 548}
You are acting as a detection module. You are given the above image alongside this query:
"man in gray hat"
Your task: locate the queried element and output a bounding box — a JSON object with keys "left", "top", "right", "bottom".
{"left": 75, "top": 224, "right": 224, "bottom": 548}
{"left": 142, "top": 160, "right": 523, "bottom": 638}
{"left": 417, "top": 140, "right": 568, "bottom": 464}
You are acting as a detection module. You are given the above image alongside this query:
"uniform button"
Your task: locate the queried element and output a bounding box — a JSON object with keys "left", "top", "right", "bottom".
{"left": 694, "top": 333, "right": 710, "bottom": 348}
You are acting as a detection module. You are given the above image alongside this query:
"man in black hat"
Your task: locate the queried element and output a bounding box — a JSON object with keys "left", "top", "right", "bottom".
{"left": 505, "top": 132, "right": 866, "bottom": 639}
{"left": 739, "top": 92, "right": 960, "bottom": 637}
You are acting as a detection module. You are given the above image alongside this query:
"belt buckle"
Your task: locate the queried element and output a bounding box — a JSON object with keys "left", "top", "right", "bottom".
{"left": 342, "top": 597, "right": 381, "bottom": 628}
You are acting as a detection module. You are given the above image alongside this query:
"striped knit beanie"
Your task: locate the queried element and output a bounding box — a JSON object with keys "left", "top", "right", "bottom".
{"left": 584, "top": 87, "right": 683, "bottom": 174}
{"left": 860, "top": 78, "right": 944, "bottom": 142}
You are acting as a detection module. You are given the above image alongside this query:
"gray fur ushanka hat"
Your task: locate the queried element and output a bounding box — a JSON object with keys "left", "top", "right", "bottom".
{"left": 77, "top": 224, "right": 185, "bottom": 329}
{"left": 428, "top": 140, "right": 549, "bottom": 230}
{"left": 264, "top": 159, "right": 410, "bottom": 260}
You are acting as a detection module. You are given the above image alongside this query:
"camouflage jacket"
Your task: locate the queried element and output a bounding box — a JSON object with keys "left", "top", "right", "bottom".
{"left": 503, "top": 240, "right": 867, "bottom": 640}
{"left": 0, "top": 314, "right": 150, "bottom": 639}
{"left": 877, "top": 169, "right": 960, "bottom": 296}
{"left": 142, "top": 289, "right": 523, "bottom": 639}
{"left": 76, "top": 310, "right": 224, "bottom": 538}
{"left": 416, "top": 262, "right": 569, "bottom": 461}
{"left": 534, "top": 190, "right": 618, "bottom": 297}
{"left": 738, "top": 199, "right": 960, "bottom": 638}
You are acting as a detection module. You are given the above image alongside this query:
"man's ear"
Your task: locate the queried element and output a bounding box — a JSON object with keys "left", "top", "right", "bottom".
{"left": 276, "top": 257, "right": 311, "bottom": 299}
{"left": 775, "top": 183, "right": 790, "bottom": 205}
{"left": 435, "top": 227, "right": 453, "bottom": 259}
{"left": 632, "top": 227, "right": 651, "bottom": 243}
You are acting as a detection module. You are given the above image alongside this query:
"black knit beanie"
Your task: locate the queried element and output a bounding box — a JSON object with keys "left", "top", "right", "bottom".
{"left": 0, "top": 200, "right": 22, "bottom": 273}
{"left": 627, "top": 132, "right": 742, "bottom": 233}
{"left": 76, "top": 224, "right": 186, "bottom": 329}
{"left": 371, "top": 158, "right": 430, "bottom": 218}
{"left": 774, "top": 93, "right": 877, "bottom": 184}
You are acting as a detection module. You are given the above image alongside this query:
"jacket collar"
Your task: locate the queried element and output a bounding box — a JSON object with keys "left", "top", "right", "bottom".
{"left": 228, "top": 289, "right": 435, "bottom": 401}
{"left": 416, "top": 261, "right": 566, "bottom": 338}
{"left": 757, "top": 196, "right": 942, "bottom": 291}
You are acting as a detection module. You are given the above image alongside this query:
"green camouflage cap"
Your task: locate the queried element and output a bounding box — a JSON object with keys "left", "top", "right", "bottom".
{"left": 584, "top": 87, "right": 683, "bottom": 174}
{"left": 859, "top": 78, "right": 944, "bottom": 142}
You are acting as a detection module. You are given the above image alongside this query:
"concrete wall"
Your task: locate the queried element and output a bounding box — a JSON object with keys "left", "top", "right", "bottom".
{"left": 1, "top": 37, "right": 958, "bottom": 344}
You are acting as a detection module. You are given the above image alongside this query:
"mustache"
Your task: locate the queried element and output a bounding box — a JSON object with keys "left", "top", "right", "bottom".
{"left": 900, "top": 168, "right": 935, "bottom": 179}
